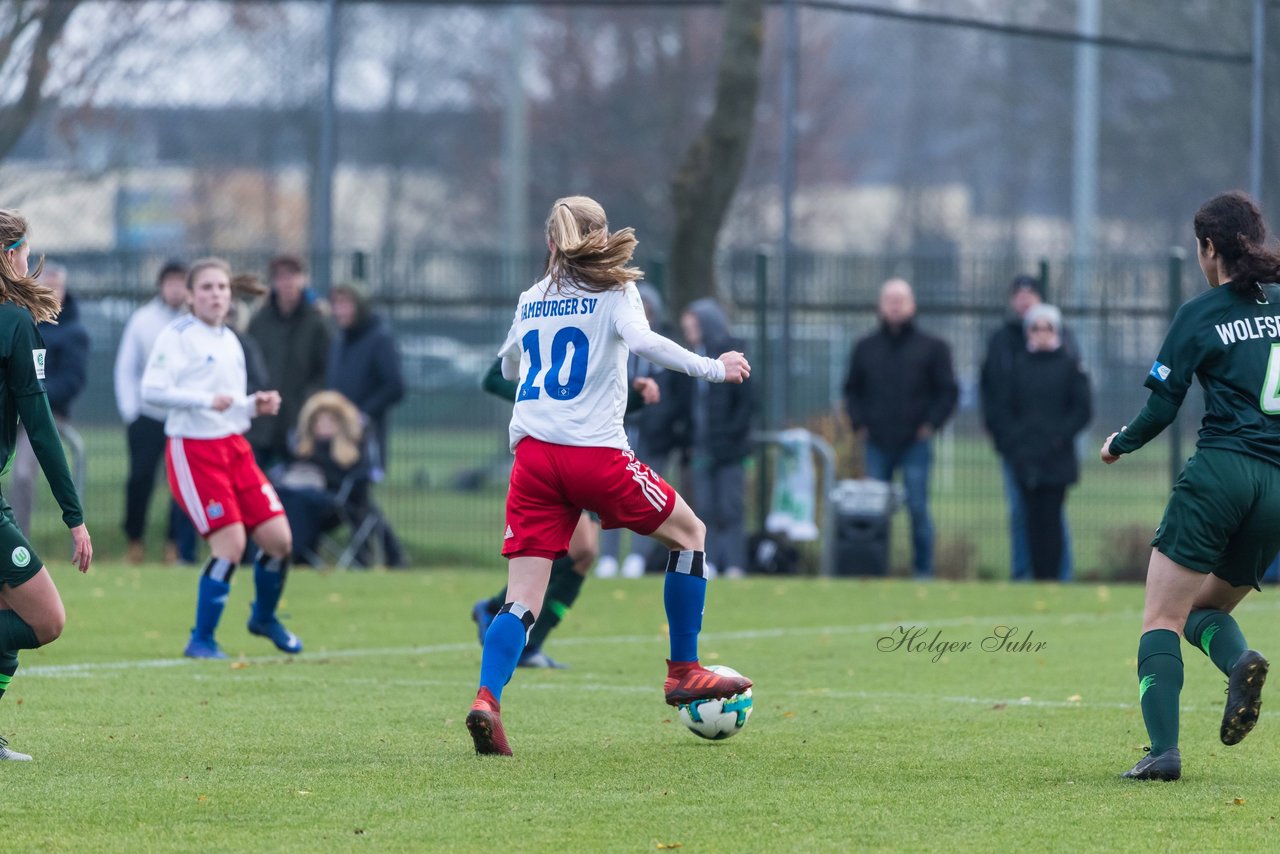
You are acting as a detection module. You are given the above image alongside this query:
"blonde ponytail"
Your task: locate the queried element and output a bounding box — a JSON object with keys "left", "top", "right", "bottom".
{"left": 544, "top": 196, "right": 643, "bottom": 293}
{"left": 0, "top": 210, "right": 60, "bottom": 324}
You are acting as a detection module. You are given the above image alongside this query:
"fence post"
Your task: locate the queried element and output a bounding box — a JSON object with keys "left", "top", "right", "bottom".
{"left": 1038, "top": 258, "right": 1050, "bottom": 300}
{"left": 755, "top": 250, "right": 770, "bottom": 537}
{"left": 1167, "top": 247, "right": 1185, "bottom": 488}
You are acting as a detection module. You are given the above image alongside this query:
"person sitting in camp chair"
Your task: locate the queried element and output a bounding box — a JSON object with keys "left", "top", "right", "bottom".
{"left": 273, "top": 391, "right": 379, "bottom": 567}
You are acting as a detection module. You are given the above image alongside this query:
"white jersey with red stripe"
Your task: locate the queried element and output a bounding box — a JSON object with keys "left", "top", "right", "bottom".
{"left": 497, "top": 277, "right": 726, "bottom": 452}
{"left": 141, "top": 315, "right": 257, "bottom": 439}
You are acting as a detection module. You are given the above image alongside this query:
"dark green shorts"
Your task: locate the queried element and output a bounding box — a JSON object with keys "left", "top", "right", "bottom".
{"left": 1153, "top": 448, "right": 1280, "bottom": 589}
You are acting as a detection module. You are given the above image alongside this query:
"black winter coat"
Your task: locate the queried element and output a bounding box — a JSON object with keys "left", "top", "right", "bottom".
{"left": 980, "top": 316, "right": 1080, "bottom": 453}
{"left": 326, "top": 315, "right": 405, "bottom": 425}
{"left": 40, "top": 292, "right": 90, "bottom": 418}
{"left": 247, "top": 294, "right": 331, "bottom": 457}
{"left": 843, "top": 321, "right": 958, "bottom": 452}
{"left": 993, "top": 348, "right": 1092, "bottom": 489}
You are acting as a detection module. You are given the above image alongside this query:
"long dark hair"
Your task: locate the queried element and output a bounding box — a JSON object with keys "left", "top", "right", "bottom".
{"left": 1193, "top": 191, "right": 1280, "bottom": 298}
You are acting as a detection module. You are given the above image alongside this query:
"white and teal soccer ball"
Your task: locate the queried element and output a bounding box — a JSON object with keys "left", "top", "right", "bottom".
{"left": 677, "top": 665, "right": 753, "bottom": 740}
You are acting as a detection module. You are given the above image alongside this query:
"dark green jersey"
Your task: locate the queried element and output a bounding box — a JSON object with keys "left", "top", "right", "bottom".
{"left": 0, "top": 303, "right": 83, "bottom": 527}
{"left": 1144, "top": 282, "right": 1280, "bottom": 465}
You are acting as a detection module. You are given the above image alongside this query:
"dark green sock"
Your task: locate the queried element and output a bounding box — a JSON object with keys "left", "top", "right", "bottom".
{"left": 1184, "top": 608, "right": 1249, "bottom": 675}
{"left": 0, "top": 650, "right": 16, "bottom": 700}
{"left": 527, "top": 557, "right": 586, "bottom": 651}
{"left": 0, "top": 611, "right": 39, "bottom": 652}
{"left": 1137, "top": 629, "right": 1183, "bottom": 756}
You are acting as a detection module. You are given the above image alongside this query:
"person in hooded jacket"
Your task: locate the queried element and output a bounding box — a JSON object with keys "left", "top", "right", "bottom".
{"left": 10, "top": 263, "right": 89, "bottom": 534}
{"left": 681, "top": 298, "right": 752, "bottom": 578}
{"left": 843, "top": 278, "right": 957, "bottom": 578}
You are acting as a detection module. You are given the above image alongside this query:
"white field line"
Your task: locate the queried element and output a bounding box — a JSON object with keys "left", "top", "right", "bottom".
{"left": 23, "top": 598, "right": 1280, "bottom": 706}
{"left": 21, "top": 608, "right": 1139, "bottom": 678}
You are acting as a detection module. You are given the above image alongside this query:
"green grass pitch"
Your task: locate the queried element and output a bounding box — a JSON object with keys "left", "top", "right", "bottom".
{"left": 5, "top": 565, "right": 1280, "bottom": 851}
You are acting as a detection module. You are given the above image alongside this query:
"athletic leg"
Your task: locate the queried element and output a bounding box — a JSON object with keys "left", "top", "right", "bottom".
{"left": 1123, "top": 549, "right": 1202, "bottom": 780}
{"left": 467, "top": 556, "right": 550, "bottom": 756}
{"left": 521, "top": 514, "right": 594, "bottom": 667}
{"left": 246, "top": 515, "right": 301, "bottom": 654}
{"left": 650, "top": 493, "right": 751, "bottom": 705}
{"left": 186, "top": 524, "right": 246, "bottom": 659}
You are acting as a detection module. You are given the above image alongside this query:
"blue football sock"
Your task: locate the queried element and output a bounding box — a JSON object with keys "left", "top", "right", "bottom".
{"left": 194, "top": 557, "right": 235, "bottom": 641}
{"left": 479, "top": 604, "right": 534, "bottom": 703}
{"left": 251, "top": 554, "right": 289, "bottom": 625}
{"left": 663, "top": 550, "right": 706, "bottom": 663}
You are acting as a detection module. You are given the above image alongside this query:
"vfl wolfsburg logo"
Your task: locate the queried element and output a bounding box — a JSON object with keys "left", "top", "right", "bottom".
{"left": 11, "top": 546, "right": 30, "bottom": 568}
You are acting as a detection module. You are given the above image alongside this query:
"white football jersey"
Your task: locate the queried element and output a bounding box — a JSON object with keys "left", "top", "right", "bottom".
{"left": 141, "top": 315, "right": 257, "bottom": 439}
{"left": 499, "top": 278, "right": 645, "bottom": 451}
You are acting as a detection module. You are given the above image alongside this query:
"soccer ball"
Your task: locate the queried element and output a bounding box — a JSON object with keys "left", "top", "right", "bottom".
{"left": 676, "top": 665, "right": 753, "bottom": 740}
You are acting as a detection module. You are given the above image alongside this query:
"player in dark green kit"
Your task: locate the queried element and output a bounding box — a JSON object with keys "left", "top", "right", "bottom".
{"left": 0, "top": 210, "right": 94, "bottom": 761}
{"left": 1102, "top": 191, "right": 1280, "bottom": 781}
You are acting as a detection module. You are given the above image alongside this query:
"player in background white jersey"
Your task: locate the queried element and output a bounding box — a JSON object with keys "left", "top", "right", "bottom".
{"left": 142, "top": 258, "right": 302, "bottom": 660}
{"left": 466, "top": 195, "right": 753, "bottom": 756}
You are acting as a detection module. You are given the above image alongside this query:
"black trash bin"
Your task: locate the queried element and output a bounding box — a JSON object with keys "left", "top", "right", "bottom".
{"left": 830, "top": 479, "right": 895, "bottom": 577}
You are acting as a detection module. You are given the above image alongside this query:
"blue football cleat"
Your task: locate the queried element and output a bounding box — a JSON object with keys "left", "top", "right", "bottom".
{"left": 184, "top": 636, "right": 228, "bottom": 660}
{"left": 472, "top": 599, "right": 495, "bottom": 647}
{"left": 247, "top": 618, "right": 303, "bottom": 654}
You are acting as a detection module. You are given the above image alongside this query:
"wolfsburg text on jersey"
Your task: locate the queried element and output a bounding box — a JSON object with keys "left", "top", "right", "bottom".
{"left": 1215, "top": 315, "right": 1280, "bottom": 345}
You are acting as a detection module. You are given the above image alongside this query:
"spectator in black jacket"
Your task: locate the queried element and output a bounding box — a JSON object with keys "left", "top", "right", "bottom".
{"left": 246, "top": 255, "right": 330, "bottom": 468}
{"left": 980, "top": 275, "right": 1081, "bottom": 581}
{"left": 325, "top": 282, "right": 406, "bottom": 566}
{"left": 325, "top": 282, "right": 405, "bottom": 476}
{"left": 843, "top": 278, "right": 957, "bottom": 578}
{"left": 11, "top": 263, "right": 90, "bottom": 533}
{"left": 988, "top": 304, "right": 1091, "bottom": 581}
{"left": 681, "top": 298, "right": 752, "bottom": 578}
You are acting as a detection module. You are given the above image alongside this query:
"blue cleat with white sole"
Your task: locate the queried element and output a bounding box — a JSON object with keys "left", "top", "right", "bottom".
{"left": 247, "top": 618, "right": 303, "bottom": 654}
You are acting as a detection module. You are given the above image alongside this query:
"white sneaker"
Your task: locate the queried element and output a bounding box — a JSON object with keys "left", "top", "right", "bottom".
{"left": 620, "top": 554, "right": 646, "bottom": 579}
{"left": 0, "top": 735, "right": 31, "bottom": 761}
{"left": 594, "top": 556, "right": 619, "bottom": 579}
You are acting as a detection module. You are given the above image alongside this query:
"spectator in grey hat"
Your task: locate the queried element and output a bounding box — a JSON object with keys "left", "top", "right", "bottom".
{"left": 987, "top": 303, "right": 1092, "bottom": 581}
{"left": 980, "top": 274, "right": 1080, "bottom": 581}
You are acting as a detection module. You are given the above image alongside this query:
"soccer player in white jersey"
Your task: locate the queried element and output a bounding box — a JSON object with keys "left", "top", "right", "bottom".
{"left": 465, "top": 196, "right": 753, "bottom": 756}
{"left": 142, "top": 258, "right": 301, "bottom": 660}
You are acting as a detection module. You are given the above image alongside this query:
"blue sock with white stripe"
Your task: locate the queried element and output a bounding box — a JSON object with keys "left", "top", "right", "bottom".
{"left": 251, "top": 554, "right": 288, "bottom": 625}
{"left": 479, "top": 603, "right": 534, "bottom": 703}
{"left": 193, "top": 557, "right": 234, "bottom": 642}
{"left": 663, "top": 550, "right": 706, "bottom": 663}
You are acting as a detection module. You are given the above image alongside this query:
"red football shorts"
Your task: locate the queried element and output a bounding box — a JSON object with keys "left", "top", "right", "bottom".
{"left": 166, "top": 434, "right": 284, "bottom": 536}
{"left": 503, "top": 437, "right": 676, "bottom": 560}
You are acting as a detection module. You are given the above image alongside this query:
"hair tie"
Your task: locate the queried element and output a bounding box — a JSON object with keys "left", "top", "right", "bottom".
{"left": 4, "top": 236, "right": 25, "bottom": 252}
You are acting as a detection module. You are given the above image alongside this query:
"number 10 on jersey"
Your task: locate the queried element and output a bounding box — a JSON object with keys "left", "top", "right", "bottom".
{"left": 518, "top": 327, "right": 590, "bottom": 402}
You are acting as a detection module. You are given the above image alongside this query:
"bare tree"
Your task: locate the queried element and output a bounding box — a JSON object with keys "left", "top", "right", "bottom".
{"left": 668, "top": 0, "right": 764, "bottom": 313}
{"left": 0, "top": 0, "right": 80, "bottom": 161}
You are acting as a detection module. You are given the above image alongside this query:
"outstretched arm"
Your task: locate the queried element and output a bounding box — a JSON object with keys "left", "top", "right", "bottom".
{"left": 1102, "top": 391, "right": 1180, "bottom": 462}
{"left": 618, "top": 322, "right": 728, "bottom": 382}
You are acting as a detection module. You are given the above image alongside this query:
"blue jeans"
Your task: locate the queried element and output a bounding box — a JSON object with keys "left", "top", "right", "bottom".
{"left": 1001, "top": 459, "right": 1073, "bottom": 581}
{"left": 865, "top": 440, "right": 934, "bottom": 578}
